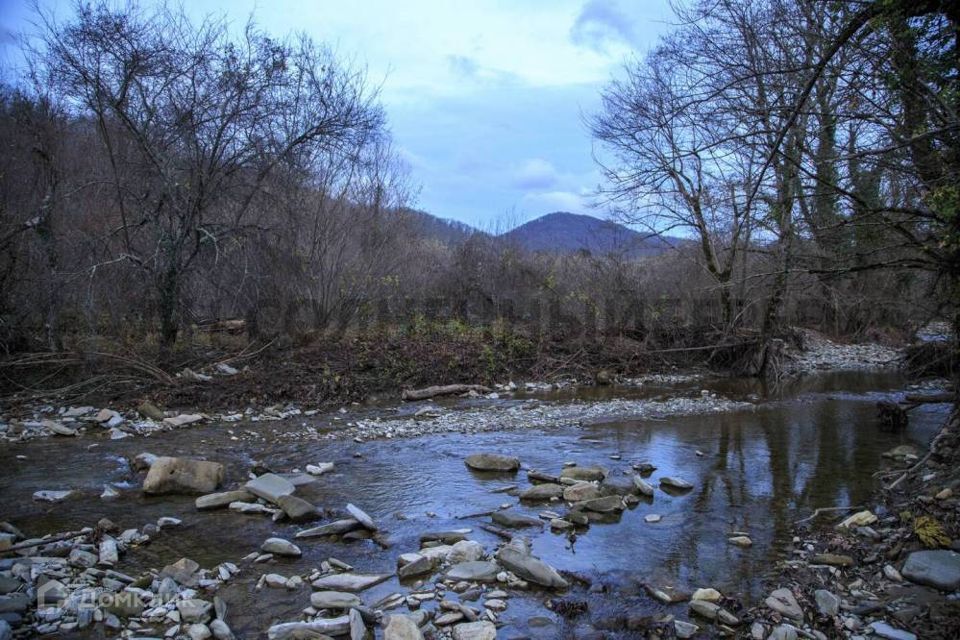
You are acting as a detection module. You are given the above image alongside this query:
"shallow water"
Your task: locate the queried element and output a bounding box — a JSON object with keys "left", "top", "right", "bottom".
{"left": 0, "top": 371, "right": 950, "bottom": 637}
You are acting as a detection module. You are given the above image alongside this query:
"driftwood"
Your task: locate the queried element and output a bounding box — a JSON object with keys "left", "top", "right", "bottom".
{"left": 401, "top": 384, "right": 491, "bottom": 401}
{"left": 795, "top": 505, "right": 865, "bottom": 525}
{"left": 903, "top": 392, "right": 955, "bottom": 405}
{"left": 1, "top": 529, "right": 89, "bottom": 554}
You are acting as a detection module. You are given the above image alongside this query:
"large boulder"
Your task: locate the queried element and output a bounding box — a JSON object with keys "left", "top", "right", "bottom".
{"left": 143, "top": 457, "right": 224, "bottom": 495}
{"left": 495, "top": 538, "right": 568, "bottom": 589}
{"left": 520, "top": 484, "right": 564, "bottom": 502}
{"left": 465, "top": 454, "right": 520, "bottom": 472}
{"left": 901, "top": 550, "right": 960, "bottom": 591}
{"left": 383, "top": 615, "right": 424, "bottom": 640}
{"left": 445, "top": 561, "right": 500, "bottom": 582}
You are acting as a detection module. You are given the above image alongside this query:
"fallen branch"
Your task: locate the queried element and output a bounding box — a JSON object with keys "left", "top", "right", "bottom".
{"left": 401, "top": 384, "right": 491, "bottom": 401}
{"left": 1, "top": 529, "right": 89, "bottom": 554}
{"left": 795, "top": 505, "right": 864, "bottom": 525}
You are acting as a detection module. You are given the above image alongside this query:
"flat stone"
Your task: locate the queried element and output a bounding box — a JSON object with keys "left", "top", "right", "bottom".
{"left": 837, "top": 510, "right": 877, "bottom": 529}
{"left": 519, "top": 484, "right": 564, "bottom": 502}
{"left": 311, "top": 591, "right": 361, "bottom": 610}
{"left": 176, "top": 598, "right": 212, "bottom": 623}
{"left": 560, "top": 466, "right": 606, "bottom": 482}
{"left": 901, "top": 549, "right": 960, "bottom": 591}
{"left": 574, "top": 495, "right": 623, "bottom": 513}
{"left": 261, "top": 538, "right": 301, "bottom": 557}
{"left": 689, "top": 600, "right": 738, "bottom": 625}
{"left": 397, "top": 554, "right": 435, "bottom": 578}
{"left": 495, "top": 538, "right": 567, "bottom": 589}
{"left": 43, "top": 420, "right": 77, "bottom": 436}
{"left": 691, "top": 588, "right": 721, "bottom": 602}
{"left": 659, "top": 477, "right": 693, "bottom": 490}
{"left": 267, "top": 617, "right": 350, "bottom": 640}
{"left": 277, "top": 495, "right": 318, "bottom": 522}
{"left": 306, "top": 462, "right": 335, "bottom": 475}
{"left": 349, "top": 607, "right": 365, "bottom": 640}
{"left": 311, "top": 573, "right": 392, "bottom": 592}
{"left": 196, "top": 490, "right": 253, "bottom": 510}
{"left": 644, "top": 514, "right": 662, "bottom": 523}
{"left": 244, "top": 474, "right": 295, "bottom": 504}
{"left": 451, "top": 620, "right": 497, "bottom": 640}
{"left": 448, "top": 540, "right": 485, "bottom": 563}
{"left": 445, "top": 561, "right": 500, "bottom": 583}
{"left": 33, "top": 490, "right": 73, "bottom": 503}
{"left": 563, "top": 483, "right": 602, "bottom": 502}
{"left": 163, "top": 414, "right": 204, "bottom": 427}
{"left": 765, "top": 588, "right": 803, "bottom": 620}
{"left": 728, "top": 536, "right": 753, "bottom": 547}
{"left": 346, "top": 504, "right": 377, "bottom": 531}
{"left": 867, "top": 621, "right": 917, "bottom": 640}
{"left": 464, "top": 453, "right": 520, "bottom": 472}
{"left": 296, "top": 518, "right": 361, "bottom": 538}
{"left": 161, "top": 557, "right": 201, "bottom": 586}
{"left": 491, "top": 511, "right": 542, "bottom": 528}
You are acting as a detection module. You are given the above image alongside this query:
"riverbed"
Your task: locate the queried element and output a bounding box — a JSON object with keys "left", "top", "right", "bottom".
{"left": 0, "top": 370, "right": 951, "bottom": 638}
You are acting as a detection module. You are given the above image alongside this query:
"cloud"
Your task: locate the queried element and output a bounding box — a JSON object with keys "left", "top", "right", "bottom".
{"left": 446, "top": 54, "right": 479, "bottom": 78}
{"left": 512, "top": 158, "right": 560, "bottom": 189}
{"left": 570, "top": 0, "right": 636, "bottom": 53}
{"left": 522, "top": 190, "right": 591, "bottom": 213}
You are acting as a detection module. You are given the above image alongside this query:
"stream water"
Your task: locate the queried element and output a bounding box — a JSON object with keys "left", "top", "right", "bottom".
{"left": 0, "top": 371, "right": 950, "bottom": 638}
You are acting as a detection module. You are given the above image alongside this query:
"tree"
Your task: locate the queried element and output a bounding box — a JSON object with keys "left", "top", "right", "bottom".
{"left": 33, "top": 2, "right": 384, "bottom": 363}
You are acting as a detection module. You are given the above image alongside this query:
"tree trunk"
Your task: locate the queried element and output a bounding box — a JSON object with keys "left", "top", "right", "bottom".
{"left": 157, "top": 266, "right": 180, "bottom": 366}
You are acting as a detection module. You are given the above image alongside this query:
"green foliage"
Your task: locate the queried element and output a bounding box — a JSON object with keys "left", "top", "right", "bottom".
{"left": 913, "top": 515, "right": 951, "bottom": 548}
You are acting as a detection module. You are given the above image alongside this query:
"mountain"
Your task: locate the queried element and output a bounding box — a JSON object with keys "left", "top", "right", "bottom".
{"left": 500, "top": 212, "right": 675, "bottom": 257}
{"left": 401, "top": 208, "right": 479, "bottom": 245}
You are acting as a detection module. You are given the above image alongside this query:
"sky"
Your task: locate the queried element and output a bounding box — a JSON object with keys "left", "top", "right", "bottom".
{"left": 0, "top": 0, "right": 676, "bottom": 228}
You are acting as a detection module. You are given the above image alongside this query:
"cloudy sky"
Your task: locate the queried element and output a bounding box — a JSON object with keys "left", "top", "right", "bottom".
{"left": 0, "top": 0, "right": 675, "bottom": 227}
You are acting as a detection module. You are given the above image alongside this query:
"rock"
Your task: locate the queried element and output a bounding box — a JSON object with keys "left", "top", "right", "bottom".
{"left": 137, "top": 401, "right": 164, "bottom": 420}
{"left": 550, "top": 518, "right": 574, "bottom": 531}
{"left": 674, "top": 620, "right": 699, "bottom": 639}
{"left": 644, "top": 514, "right": 662, "bottom": 523}
{"left": 563, "top": 483, "right": 602, "bottom": 502}
{"left": 33, "top": 490, "right": 73, "bottom": 502}
{"left": 520, "top": 484, "right": 564, "bottom": 502}
{"left": 398, "top": 553, "right": 435, "bottom": 578}
{"left": 0, "top": 593, "right": 29, "bottom": 614}
{"left": 383, "top": 614, "right": 424, "bottom": 640}
{"left": 901, "top": 549, "right": 960, "bottom": 591}
{"left": 244, "top": 473, "right": 295, "bottom": 504}
{"left": 104, "top": 591, "right": 144, "bottom": 618}
{"left": 188, "top": 623, "right": 212, "bottom": 640}
{"left": 277, "top": 495, "right": 318, "bottom": 522}
{"left": 728, "top": 535, "right": 753, "bottom": 547}
{"left": 884, "top": 564, "right": 903, "bottom": 582}
{"left": 177, "top": 598, "right": 213, "bottom": 623}
{"left": 491, "top": 511, "right": 542, "bottom": 528}
{"left": 163, "top": 413, "right": 204, "bottom": 427}
{"left": 208, "top": 619, "right": 234, "bottom": 640}
{"left": 143, "top": 457, "right": 224, "bottom": 495}
{"left": 867, "top": 621, "right": 917, "bottom": 640}
{"left": 464, "top": 453, "right": 520, "bottom": 472}
{"left": 632, "top": 476, "right": 655, "bottom": 496}
{"left": 306, "top": 462, "right": 335, "bottom": 475}
{"left": 297, "top": 518, "right": 361, "bottom": 538}
{"left": 837, "top": 510, "right": 877, "bottom": 529}
{"left": 814, "top": 589, "right": 840, "bottom": 616}
{"left": 267, "top": 617, "right": 351, "bottom": 639}
{"left": 768, "top": 625, "right": 798, "bottom": 640}
{"left": 495, "top": 538, "right": 567, "bottom": 589}
{"left": 689, "top": 600, "right": 739, "bottom": 625}
{"left": 810, "top": 553, "right": 854, "bottom": 567}
{"left": 261, "top": 538, "right": 301, "bottom": 557}
{"left": 659, "top": 477, "right": 693, "bottom": 490}
{"left": 311, "top": 573, "right": 392, "bottom": 592}
{"left": 573, "top": 495, "right": 623, "bottom": 513}
{"left": 448, "top": 540, "right": 485, "bottom": 563}
{"left": 0, "top": 620, "right": 10, "bottom": 640}
{"left": 68, "top": 548, "right": 98, "bottom": 567}
{"left": 43, "top": 420, "right": 77, "bottom": 436}
{"left": 161, "top": 557, "right": 201, "bottom": 586}
{"left": 349, "top": 607, "right": 366, "bottom": 640}
{"left": 346, "top": 503, "right": 377, "bottom": 531}
{"left": 446, "top": 561, "right": 500, "bottom": 583}
{"left": 691, "top": 588, "right": 722, "bottom": 602}
{"left": 98, "top": 536, "right": 119, "bottom": 566}
{"left": 560, "top": 466, "right": 606, "bottom": 482}
{"left": 132, "top": 452, "right": 159, "bottom": 471}
{"left": 765, "top": 588, "right": 803, "bottom": 621}
{"left": 196, "top": 490, "right": 253, "bottom": 510}
{"left": 100, "top": 484, "right": 120, "bottom": 500}
{"left": 312, "top": 591, "right": 362, "bottom": 609}
{"left": 451, "top": 620, "right": 497, "bottom": 640}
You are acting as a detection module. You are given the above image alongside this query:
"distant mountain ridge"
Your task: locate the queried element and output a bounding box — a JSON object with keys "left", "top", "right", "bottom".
{"left": 405, "top": 209, "right": 678, "bottom": 257}
{"left": 500, "top": 212, "right": 675, "bottom": 256}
